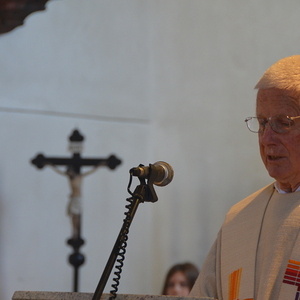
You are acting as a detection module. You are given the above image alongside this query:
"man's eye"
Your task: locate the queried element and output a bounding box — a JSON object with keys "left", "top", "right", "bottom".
{"left": 258, "top": 118, "right": 266, "bottom": 126}
{"left": 277, "top": 118, "right": 291, "bottom": 128}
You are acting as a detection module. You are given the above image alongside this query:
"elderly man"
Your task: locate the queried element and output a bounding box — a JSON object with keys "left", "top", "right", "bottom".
{"left": 189, "top": 55, "right": 300, "bottom": 300}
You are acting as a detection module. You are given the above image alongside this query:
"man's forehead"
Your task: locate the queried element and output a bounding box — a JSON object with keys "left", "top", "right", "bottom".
{"left": 256, "top": 88, "right": 300, "bottom": 115}
{"left": 256, "top": 88, "right": 300, "bottom": 103}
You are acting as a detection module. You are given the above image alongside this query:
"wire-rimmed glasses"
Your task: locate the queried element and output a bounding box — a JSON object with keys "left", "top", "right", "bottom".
{"left": 245, "top": 115, "right": 300, "bottom": 133}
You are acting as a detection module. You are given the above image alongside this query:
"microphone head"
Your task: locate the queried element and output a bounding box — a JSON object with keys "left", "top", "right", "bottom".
{"left": 153, "top": 161, "right": 174, "bottom": 186}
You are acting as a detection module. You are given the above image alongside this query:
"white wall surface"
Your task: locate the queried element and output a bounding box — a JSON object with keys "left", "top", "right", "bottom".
{"left": 1, "top": 1, "right": 300, "bottom": 299}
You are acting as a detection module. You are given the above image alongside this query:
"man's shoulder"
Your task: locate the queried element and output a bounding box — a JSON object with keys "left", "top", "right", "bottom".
{"left": 225, "top": 182, "right": 274, "bottom": 222}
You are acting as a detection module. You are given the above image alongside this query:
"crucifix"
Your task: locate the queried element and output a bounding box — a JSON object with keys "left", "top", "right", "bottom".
{"left": 31, "top": 128, "right": 122, "bottom": 292}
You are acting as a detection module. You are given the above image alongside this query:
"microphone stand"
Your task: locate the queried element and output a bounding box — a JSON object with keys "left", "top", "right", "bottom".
{"left": 92, "top": 169, "right": 158, "bottom": 300}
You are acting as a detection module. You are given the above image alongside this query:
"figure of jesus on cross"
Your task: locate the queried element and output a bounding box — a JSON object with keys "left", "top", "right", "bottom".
{"left": 52, "top": 164, "right": 97, "bottom": 240}
{"left": 51, "top": 156, "right": 106, "bottom": 240}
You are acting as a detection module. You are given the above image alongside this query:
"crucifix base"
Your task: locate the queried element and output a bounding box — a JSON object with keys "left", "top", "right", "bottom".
{"left": 67, "top": 237, "right": 85, "bottom": 292}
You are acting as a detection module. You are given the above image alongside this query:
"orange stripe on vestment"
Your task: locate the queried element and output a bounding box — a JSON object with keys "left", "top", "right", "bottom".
{"left": 228, "top": 268, "right": 242, "bottom": 300}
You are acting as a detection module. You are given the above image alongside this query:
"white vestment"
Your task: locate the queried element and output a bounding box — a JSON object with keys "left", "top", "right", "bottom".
{"left": 190, "top": 183, "right": 300, "bottom": 300}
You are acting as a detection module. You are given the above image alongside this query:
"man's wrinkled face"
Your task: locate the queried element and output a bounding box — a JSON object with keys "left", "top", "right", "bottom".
{"left": 257, "top": 88, "right": 300, "bottom": 191}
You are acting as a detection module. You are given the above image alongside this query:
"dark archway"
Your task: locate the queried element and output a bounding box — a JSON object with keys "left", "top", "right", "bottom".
{"left": 0, "top": 0, "right": 50, "bottom": 34}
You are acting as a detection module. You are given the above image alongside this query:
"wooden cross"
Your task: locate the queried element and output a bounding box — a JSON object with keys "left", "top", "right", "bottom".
{"left": 31, "top": 128, "right": 122, "bottom": 292}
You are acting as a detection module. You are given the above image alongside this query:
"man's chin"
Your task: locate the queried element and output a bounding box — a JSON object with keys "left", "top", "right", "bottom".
{"left": 267, "top": 168, "right": 287, "bottom": 182}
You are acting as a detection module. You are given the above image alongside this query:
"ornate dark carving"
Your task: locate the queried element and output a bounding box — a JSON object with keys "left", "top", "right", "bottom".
{"left": 0, "top": 0, "right": 50, "bottom": 34}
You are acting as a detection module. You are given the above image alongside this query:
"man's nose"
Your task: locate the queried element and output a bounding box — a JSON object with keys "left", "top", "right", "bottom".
{"left": 260, "top": 122, "right": 277, "bottom": 143}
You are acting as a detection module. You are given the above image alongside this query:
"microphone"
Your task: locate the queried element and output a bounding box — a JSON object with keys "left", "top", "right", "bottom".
{"left": 130, "top": 161, "right": 174, "bottom": 186}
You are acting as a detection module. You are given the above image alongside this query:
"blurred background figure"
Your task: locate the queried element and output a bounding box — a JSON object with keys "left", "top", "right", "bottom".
{"left": 161, "top": 262, "right": 199, "bottom": 296}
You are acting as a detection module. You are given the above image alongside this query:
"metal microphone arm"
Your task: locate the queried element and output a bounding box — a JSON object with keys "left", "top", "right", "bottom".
{"left": 92, "top": 183, "right": 145, "bottom": 300}
{"left": 92, "top": 162, "right": 173, "bottom": 300}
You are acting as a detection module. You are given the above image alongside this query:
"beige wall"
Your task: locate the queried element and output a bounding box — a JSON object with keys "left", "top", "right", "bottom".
{"left": 0, "top": 1, "right": 299, "bottom": 299}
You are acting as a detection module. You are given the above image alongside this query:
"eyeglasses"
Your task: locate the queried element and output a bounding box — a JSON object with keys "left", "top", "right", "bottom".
{"left": 245, "top": 115, "right": 300, "bottom": 133}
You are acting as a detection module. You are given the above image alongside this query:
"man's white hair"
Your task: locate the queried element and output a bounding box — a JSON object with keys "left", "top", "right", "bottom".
{"left": 255, "top": 55, "right": 300, "bottom": 92}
